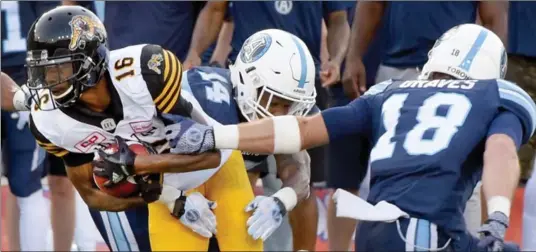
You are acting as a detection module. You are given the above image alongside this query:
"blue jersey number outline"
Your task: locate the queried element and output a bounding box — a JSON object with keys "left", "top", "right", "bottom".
{"left": 370, "top": 92, "right": 472, "bottom": 162}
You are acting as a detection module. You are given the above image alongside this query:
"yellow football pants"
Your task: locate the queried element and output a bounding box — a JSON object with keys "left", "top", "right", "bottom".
{"left": 148, "top": 150, "right": 263, "bottom": 251}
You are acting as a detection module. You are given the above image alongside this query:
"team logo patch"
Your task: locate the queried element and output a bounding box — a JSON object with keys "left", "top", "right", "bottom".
{"left": 186, "top": 128, "right": 203, "bottom": 146}
{"left": 130, "top": 120, "right": 153, "bottom": 133}
{"left": 185, "top": 209, "right": 200, "bottom": 223}
{"left": 240, "top": 33, "right": 272, "bottom": 64}
{"left": 68, "top": 15, "right": 106, "bottom": 51}
{"left": 148, "top": 53, "right": 163, "bottom": 74}
{"left": 432, "top": 25, "right": 460, "bottom": 50}
{"left": 274, "top": 1, "right": 293, "bottom": 15}
{"left": 100, "top": 118, "right": 117, "bottom": 131}
{"left": 75, "top": 132, "right": 107, "bottom": 153}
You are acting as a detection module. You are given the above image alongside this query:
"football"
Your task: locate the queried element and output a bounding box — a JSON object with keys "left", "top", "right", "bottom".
{"left": 93, "top": 141, "right": 150, "bottom": 198}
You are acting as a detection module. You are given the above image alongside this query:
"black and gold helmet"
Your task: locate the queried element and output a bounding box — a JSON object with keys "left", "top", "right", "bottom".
{"left": 26, "top": 5, "right": 108, "bottom": 110}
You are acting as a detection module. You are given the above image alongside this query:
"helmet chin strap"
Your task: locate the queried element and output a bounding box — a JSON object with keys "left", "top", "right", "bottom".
{"left": 52, "top": 84, "right": 80, "bottom": 107}
{"left": 52, "top": 84, "right": 74, "bottom": 100}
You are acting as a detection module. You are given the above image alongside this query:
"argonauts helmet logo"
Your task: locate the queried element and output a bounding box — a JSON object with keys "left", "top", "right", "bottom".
{"left": 68, "top": 15, "right": 106, "bottom": 51}
{"left": 431, "top": 25, "right": 460, "bottom": 51}
{"left": 239, "top": 33, "right": 272, "bottom": 64}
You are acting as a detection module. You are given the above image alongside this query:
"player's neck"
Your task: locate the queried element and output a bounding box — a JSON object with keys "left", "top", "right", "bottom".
{"left": 80, "top": 78, "right": 111, "bottom": 112}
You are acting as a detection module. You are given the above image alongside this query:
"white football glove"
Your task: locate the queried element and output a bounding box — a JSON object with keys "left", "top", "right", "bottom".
{"left": 12, "top": 84, "right": 32, "bottom": 111}
{"left": 11, "top": 111, "right": 30, "bottom": 130}
{"left": 245, "top": 195, "right": 286, "bottom": 241}
{"left": 180, "top": 192, "right": 218, "bottom": 238}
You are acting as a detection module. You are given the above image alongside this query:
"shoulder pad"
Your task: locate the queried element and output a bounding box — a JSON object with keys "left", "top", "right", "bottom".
{"left": 497, "top": 79, "right": 536, "bottom": 142}
{"left": 363, "top": 79, "right": 393, "bottom": 96}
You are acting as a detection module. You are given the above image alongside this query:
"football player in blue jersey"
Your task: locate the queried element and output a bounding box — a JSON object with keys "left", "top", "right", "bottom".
{"left": 165, "top": 24, "right": 535, "bottom": 251}
{"left": 172, "top": 28, "right": 319, "bottom": 250}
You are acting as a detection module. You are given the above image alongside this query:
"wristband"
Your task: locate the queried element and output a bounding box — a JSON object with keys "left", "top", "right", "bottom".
{"left": 487, "top": 196, "right": 511, "bottom": 218}
{"left": 214, "top": 124, "right": 239, "bottom": 149}
{"left": 273, "top": 187, "right": 298, "bottom": 212}
{"left": 273, "top": 116, "right": 302, "bottom": 154}
{"left": 159, "top": 185, "right": 183, "bottom": 212}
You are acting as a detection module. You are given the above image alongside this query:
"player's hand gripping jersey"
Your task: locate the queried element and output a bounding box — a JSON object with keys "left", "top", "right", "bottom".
{"left": 30, "top": 44, "right": 261, "bottom": 251}
{"left": 324, "top": 78, "right": 536, "bottom": 236}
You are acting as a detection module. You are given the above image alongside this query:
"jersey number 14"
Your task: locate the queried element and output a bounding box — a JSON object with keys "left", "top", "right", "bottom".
{"left": 370, "top": 92, "right": 472, "bottom": 162}
{"left": 200, "top": 72, "right": 231, "bottom": 104}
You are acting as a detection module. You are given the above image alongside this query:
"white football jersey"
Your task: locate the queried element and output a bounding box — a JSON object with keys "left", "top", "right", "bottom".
{"left": 30, "top": 44, "right": 230, "bottom": 190}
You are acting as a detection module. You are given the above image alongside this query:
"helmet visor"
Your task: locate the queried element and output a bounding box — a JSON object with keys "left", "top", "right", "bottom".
{"left": 26, "top": 50, "right": 87, "bottom": 109}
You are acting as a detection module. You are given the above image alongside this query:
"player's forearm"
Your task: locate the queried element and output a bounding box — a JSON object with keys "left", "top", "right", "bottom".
{"left": 67, "top": 162, "right": 146, "bottom": 211}
{"left": 189, "top": 3, "right": 227, "bottom": 56}
{"left": 209, "top": 21, "right": 234, "bottom": 66}
{"left": 214, "top": 114, "right": 329, "bottom": 155}
{"left": 347, "top": 2, "right": 385, "bottom": 61}
{"left": 275, "top": 154, "right": 310, "bottom": 202}
{"left": 482, "top": 134, "right": 520, "bottom": 217}
{"left": 478, "top": 1, "right": 509, "bottom": 46}
{"left": 84, "top": 188, "right": 146, "bottom": 212}
{"left": 326, "top": 12, "right": 350, "bottom": 65}
{"left": 134, "top": 152, "right": 221, "bottom": 175}
{"left": 61, "top": 0, "right": 77, "bottom": 5}
{"left": 1, "top": 72, "right": 27, "bottom": 111}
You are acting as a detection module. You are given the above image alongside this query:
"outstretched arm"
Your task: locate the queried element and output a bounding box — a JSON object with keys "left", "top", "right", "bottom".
{"left": 212, "top": 97, "right": 372, "bottom": 154}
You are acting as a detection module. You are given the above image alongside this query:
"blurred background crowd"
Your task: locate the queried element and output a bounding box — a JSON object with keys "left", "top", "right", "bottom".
{"left": 1, "top": 1, "right": 535, "bottom": 251}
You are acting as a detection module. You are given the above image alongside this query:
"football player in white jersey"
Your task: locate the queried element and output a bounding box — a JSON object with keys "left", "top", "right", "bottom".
{"left": 25, "top": 6, "right": 261, "bottom": 251}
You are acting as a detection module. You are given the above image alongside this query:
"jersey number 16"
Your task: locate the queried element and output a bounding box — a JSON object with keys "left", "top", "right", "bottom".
{"left": 370, "top": 92, "right": 472, "bottom": 162}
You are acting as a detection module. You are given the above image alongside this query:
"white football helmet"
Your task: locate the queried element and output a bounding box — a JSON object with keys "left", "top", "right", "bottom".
{"left": 419, "top": 23, "right": 507, "bottom": 80}
{"left": 230, "top": 29, "right": 317, "bottom": 121}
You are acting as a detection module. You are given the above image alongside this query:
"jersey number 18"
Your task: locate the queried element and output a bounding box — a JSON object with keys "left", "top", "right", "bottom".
{"left": 370, "top": 92, "right": 472, "bottom": 162}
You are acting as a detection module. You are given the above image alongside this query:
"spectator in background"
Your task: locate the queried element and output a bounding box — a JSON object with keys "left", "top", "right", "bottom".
{"left": 201, "top": 2, "right": 234, "bottom": 68}
{"left": 103, "top": 1, "right": 205, "bottom": 61}
{"left": 1, "top": 2, "right": 64, "bottom": 251}
{"left": 201, "top": 20, "right": 234, "bottom": 68}
{"left": 342, "top": 1, "right": 508, "bottom": 239}
{"left": 342, "top": 2, "right": 508, "bottom": 98}
{"left": 505, "top": 2, "right": 536, "bottom": 250}
{"left": 321, "top": 2, "right": 387, "bottom": 250}
{"left": 184, "top": 1, "right": 351, "bottom": 251}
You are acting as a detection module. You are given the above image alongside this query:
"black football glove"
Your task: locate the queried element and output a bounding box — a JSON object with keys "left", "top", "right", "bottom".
{"left": 93, "top": 136, "right": 136, "bottom": 188}
{"left": 134, "top": 176, "right": 162, "bottom": 203}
